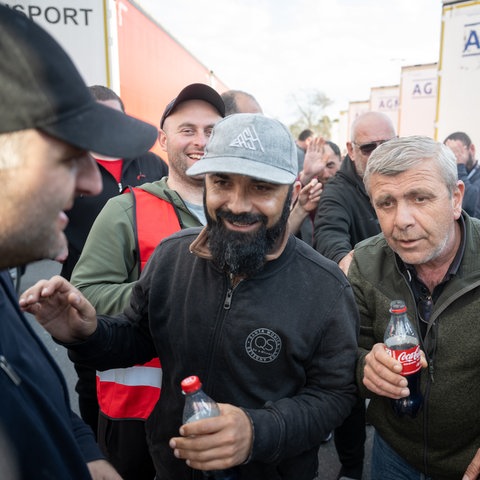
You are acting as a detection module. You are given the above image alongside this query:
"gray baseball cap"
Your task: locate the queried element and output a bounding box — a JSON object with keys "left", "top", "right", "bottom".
{"left": 186, "top": 113, "right": 297, "bottom": 184}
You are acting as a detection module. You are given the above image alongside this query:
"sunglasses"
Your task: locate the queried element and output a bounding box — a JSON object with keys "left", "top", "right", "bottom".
{"left": 353, "top": 139, "right": 390, "bottom": 155}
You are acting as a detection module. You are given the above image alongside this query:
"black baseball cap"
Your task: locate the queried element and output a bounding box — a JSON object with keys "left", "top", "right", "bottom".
{"left": 0, "top": 6, "right": 157, "bottom": 158}
{"left": 160, "top": 83, "right": 225, "bottom": 129}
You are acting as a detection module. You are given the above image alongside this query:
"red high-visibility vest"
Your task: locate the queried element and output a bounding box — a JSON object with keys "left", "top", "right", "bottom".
{"left": 97, "top": 187, "right": 181, "bottom": 419}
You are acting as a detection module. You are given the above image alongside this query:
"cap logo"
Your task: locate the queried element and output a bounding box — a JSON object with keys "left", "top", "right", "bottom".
{"left": 229, "top": 126, "right": 264, "bottom": 152}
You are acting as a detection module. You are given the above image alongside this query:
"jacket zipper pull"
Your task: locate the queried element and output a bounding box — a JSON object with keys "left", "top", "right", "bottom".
{"left": 0, "top": 355, "right": 21, "bottom": 386}
{"left": 224, "top": 288, "right": 233, "bottom": 310}
{"left": 428, "top": 360, "right": 434, "bottom": 383}
{"left": 118, "top": 181, "right": 123, "bottom": 193}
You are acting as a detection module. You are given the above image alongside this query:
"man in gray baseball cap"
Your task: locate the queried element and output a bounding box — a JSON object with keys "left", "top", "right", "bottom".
{"left": 187, "top": 113, "right": 296, "bottom": 184}
{"left": 21, "top": 113, "right": 359, "bottom": 479}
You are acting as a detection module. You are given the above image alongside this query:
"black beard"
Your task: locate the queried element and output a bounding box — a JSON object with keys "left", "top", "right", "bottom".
{"left": 206, "top": 188, "right": 292, "bottom": 278}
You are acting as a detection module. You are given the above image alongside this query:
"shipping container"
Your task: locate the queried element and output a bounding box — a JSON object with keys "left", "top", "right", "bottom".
{"left": 436, "top": 1, "right": 480, "bottom": 147}
{"left": 1, "top": 0, "right": 228, "bottom": 156}
{"left": 398, "top": 63, "right": 438, "bottom": 137}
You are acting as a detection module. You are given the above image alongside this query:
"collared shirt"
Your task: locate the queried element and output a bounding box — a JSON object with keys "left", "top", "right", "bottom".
{"left": 397, "top": 215, "right": 466, "bottom": 339}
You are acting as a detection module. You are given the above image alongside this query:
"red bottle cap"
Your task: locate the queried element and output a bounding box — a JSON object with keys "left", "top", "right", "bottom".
{"left": 181, "top": 375, "right": 202, "bottom": 394}
{"left": 389, "top": 300, "right": 407, "bottom": 314}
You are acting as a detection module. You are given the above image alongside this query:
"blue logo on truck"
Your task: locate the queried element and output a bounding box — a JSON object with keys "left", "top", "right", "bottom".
{"left": 463, "top": 22, "right": 480, "bottom": 57}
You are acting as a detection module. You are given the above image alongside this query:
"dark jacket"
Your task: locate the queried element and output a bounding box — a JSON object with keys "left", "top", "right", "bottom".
{"left": 61, "top": 152, "right": 168, "bottom": 279}
{"left": 458, "top": 163, "right": 480, "bottom": 218}
{"left": 68, "top": 229, "right": 359, "bottom": 480}
{"left": 0, "top": 271, "right": 102, "bottom": 479}
{"left": 349, "top": 214, "right": 480, "bottom": 480}
{"left": 313, "top": 155, "right": 379, "bottom": 263}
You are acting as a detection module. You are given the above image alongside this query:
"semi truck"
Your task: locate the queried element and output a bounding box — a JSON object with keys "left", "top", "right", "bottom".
{"left": 1, "top": 0, "right": 228, "bottom": 156}
{"left": 436, "top": 0, "right": 480, "bottom": 147}
{"left": 369, "top": 84, "right": 400, "bottom": 132}
{"left": 398, "top": 63, "right": 438, "bottom": 138}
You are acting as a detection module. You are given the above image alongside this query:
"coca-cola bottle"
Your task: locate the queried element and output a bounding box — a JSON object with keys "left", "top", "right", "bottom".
{"left": 181, "top": 376, "right": 239, "bottom": 480}
{"left": 383, "top": 300, "right": 424, "bottom": 418}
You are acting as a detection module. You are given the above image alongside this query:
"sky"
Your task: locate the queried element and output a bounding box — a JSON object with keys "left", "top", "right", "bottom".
{"left": 136, "top": 0, "right": 443, "bottom": 126}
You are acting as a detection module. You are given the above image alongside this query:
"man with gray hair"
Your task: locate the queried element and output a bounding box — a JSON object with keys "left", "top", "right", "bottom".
{"left": 350, "top": 135, "right": 480, "bottom": 479}
{"left": 21, "top": 113, "right": 359, "bottom": 480}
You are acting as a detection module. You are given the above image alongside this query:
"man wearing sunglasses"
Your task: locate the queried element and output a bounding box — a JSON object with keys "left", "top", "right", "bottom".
{"left": 313, "top": 111, "right": 396, "bottom": 480}
{"left": 314, "top": 111, "right": 396, "bottom": 276}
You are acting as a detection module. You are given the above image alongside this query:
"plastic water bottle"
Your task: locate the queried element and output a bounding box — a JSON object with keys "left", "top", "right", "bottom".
{"left": 384, "top": 300, "right": 424, "bottom": 418}
{"left": 181, "top": 376, "right": 239, "bottom": 479}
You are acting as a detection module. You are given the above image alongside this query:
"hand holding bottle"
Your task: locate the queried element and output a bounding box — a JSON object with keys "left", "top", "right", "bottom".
{"left": 169, "top": 376, "right": 252, "bottom": 476}
{"left": 363, "top": 343, "right": 411, "bottom": 398}
{"left": 383, "top": 300, "right": 424, "bottom": 417}
{"left": 362, "top": 302, "right": 427, "bottom": 401}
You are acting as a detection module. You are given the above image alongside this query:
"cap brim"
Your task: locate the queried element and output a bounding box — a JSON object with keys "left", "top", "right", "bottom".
{"left": 41, "top": 101, "right": 158, "bottom": 158}
{"left": 187, "top": 156, "right": 296, "bottom": 184}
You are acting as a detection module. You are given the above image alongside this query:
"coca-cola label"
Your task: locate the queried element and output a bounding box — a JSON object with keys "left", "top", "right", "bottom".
{"left": 385, "top": 344, "right": 421, "bottom": 375}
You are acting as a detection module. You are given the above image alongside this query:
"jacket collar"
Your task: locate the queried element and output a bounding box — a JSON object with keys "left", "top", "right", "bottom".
{"left": 338, "top": 155, "right": 369, "bottom": 195}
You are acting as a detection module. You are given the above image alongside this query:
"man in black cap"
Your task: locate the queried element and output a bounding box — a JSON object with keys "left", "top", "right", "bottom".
{"left": 69, "top": 82, "right": 225, "bottom": 480}
{"left": 0, "top": 5, "right": 157, "bottom": 480}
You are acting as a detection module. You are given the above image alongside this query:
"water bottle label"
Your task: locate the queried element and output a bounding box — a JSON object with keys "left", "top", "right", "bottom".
{"left": 385, "top": 344, "right": 421, "bottom": 375}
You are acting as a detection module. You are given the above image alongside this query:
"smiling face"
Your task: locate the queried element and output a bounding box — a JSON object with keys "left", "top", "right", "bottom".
{"left": 369, "top": 158, "right": 463, "bottom": 269}
{"left": 204, "top": 173, "right": 293, "bottom": 277}
{"left": 159, "top": 99, "right": 222, "bottom": 186}
{"left": 0, "top": 129, "right": 101, "bottom": 268}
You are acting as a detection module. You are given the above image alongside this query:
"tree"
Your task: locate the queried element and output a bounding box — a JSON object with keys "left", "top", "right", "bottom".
{"left": 288, "top": 89, "right": 333, "bottom": 139}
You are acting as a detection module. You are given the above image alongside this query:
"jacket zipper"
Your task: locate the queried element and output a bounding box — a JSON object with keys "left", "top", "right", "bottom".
{"left": 224, "top": 287, "right": 233, "bottom": 309}
{"left": 0, "top": 355, "right": 21, "bottom": 386}
{"left": 399, "top": 269, "right": 480, "bottom": 477}
{"left": 224, "top": 274, "right": 243, "bottom": 310}
{"left": 204, "top": 278, "right": 240, "bottom": 394}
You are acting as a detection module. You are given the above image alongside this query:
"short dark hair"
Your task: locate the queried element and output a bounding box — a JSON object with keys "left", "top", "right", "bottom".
{"left": 220, "top": 90, "right": 260, "bottom": 116}
{"left": 88, "top": 85, "right": 125, "bottom": 112}
{"left": 444, "top": 131, "right": 471, "bottom": 148}
{"left": 220, "top": 91, "right": 238, "bottom": 116}
{"left": 326, "top": 140, "right": 341, "bottom": 158}
{"left": 298, "top": 129, "right": 314, "bottom": 141}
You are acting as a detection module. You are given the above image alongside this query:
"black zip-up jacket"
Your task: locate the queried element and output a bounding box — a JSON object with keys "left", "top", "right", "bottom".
{"left": 0, "top": 271, "right": 102, "bottom": 478}
{"left": 61, "top": 152, "right": 168, "bottom": 280}
{"left": 68, "top": 228, "right": 360, "bottom": 480}
{"left": 313, "top": 155, "right": 380, "bottom": 263}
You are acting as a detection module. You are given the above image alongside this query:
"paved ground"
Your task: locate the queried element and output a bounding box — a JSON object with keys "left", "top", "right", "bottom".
{"left": 20, "top": 259, "right": 373, "bottom": 480}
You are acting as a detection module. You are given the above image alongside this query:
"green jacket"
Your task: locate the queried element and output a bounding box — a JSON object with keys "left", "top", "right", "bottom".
{"left": 349, "top": 213, "right": 480, "bottom": 480}
{"left": 71, "top": 178, "right": 202, "bottom": 314}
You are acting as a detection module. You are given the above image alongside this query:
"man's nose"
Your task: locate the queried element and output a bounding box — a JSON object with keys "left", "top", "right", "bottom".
{"left": 227, "top": 187, "right": 253, "bottom": 214}
{"left": 394, "top": 202, "right": 415, "bottom": 229}
{"left": 192, "top": 131, "right": 209, "bottom": 148}
{"left": 75, "top": 153, "right": 102, "bottom": 197}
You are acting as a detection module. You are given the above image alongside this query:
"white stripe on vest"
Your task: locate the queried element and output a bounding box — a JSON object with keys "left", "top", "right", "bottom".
{"left": 97, "top": 366, "right": 162, "bottom": 388}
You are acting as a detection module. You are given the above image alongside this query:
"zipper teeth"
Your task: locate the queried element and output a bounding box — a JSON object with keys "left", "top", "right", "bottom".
{"left": 0, "top": 355, "right": 21, "bottom": 386}
{"left": 206, "top": 277, "right": 239, "bottom": 392}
